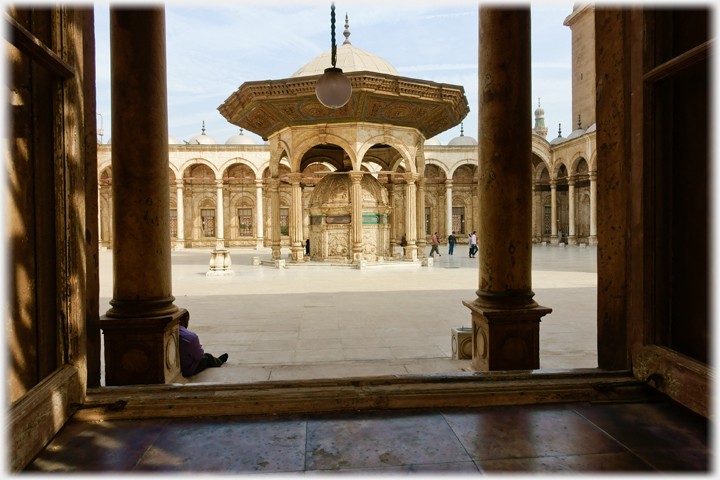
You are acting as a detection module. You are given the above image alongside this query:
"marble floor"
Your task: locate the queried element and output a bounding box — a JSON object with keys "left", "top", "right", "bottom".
{"left": 99, "top": 244, "right": 598, "bottom": 384}
{"left": 27, "top": 396, "right": 711, "bottom": 473}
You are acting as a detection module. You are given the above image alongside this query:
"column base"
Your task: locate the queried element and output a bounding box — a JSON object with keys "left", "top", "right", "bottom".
{"left": 588, "top": 235, "right": 598, "bottom": 246}
{"left": 271, "top": 244, "right": 282, "bottom": 260}
{"left": 255, "top": 238, "right": 265, "bottom": 250}
{"left": 550, "top": 235, "right": 559, "bottom": 245}
{"left": 463, "top": 300, "right": 552, "bottom": 371}
{"left": 417, "top": 242, "right": 427, "bottom": 258}
{"left": 567, "top": 235, "right": 578, "bottom": 245}
{"left": 173, "top": 240, "right": 185, "bottom": 251}
{"left": 207, "top": 247, "right": 233, "bottom": 276}
{"left": 352, "top": 245, "right": 364, "bottom": 263}
{"left": 290, "top": 246, "right": 305, "bottom": 263}
{"left": 404, "top": 245, "right": 418, "bottom": 261}
{"left": 101, "top": 308, "right": 187, "bottom": 386}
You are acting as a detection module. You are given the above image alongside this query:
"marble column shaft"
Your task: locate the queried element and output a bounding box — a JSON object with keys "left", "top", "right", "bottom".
{"left": 550, "top": 180, "right": 558, "bottom": 240}
{"left": 176, "top": 180, "right": 184, "bottom": 245}
{"left": 404, "top": 174, "right": 417, "bottom": 260}
{"left": 446, "top": 180, "right": 453, "bottom": 238}
{"left": 387, "top": 182, "right": 396, "bottom": 247}
{"left": 416, "top": 178, "right": 427, "bottom": 258}
{"left": 288, "top": 173, "right": 304, "bottom": 261}
{"left": 255, "top": 179, "right": 264, "bottom": 246}
{"left": 568, "top": 179, "right": 577, "bottom": 244}
{"left": 215, "top": 179, "right": 224, "bottom": 248}
{"left": 102, "top": 7, "right": 184, "bottom": 386}
{"left": 465, "top": 7, "right": 551, "bottom": 371}
{"left": 269, "top": 177, "right": 282, "bottom": 260}
{"left": 589, "top": 172, "right": 598, "bottom": 242}
{"left": 349, "top": 171, "right": 364, "bottom": 261}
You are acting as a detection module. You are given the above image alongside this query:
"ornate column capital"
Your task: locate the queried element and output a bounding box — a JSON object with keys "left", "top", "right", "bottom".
{"left": 215, "top": 179, "right": 224, "bottom": 188}
{"left": 568, "top": 178, "right": 576, "bottom": 187}
{"left": 445, "top": 179, "right": 453, "bottom": 187}
{"left": 255, "top": 179, "right": 264, "bottom": 187}
{"left": 550, "top": 180, "right": 558, "bottom": 188}
{"left": 417, "top": 177, "right": 427, "bottom": 189}
{"left": 267, "top": 177, "right": 280, "bottom": 190}
{"left": 405, "top": 173, "right": 419, "bottom": 184}
{"left": 287, "top": 172, "right": 303, "bottom": 185}
{"left": 589, "top": 171, "right": 597, "bottom": 181}
{"left": 348, "top": 171, "right": 364, "bottom": 184}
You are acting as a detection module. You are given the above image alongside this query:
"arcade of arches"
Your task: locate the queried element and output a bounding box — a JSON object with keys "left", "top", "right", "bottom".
{"left": 97, "top": 128, "right": 597, "bottom": 257}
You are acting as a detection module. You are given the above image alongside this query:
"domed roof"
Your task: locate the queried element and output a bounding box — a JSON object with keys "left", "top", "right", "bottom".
{"left": 188, "top": 121, "right": 217, "bottom": 145}
{"left": 534, "top": 98, "right": 545, "bottom": 118}
{"left": 225, "top": 128, "right": 257, "bottom": 145}
{"left": 308, "top": 172, "right": 389, "bottom": 209}
{"left": 448, "top": 123, "right": 477, "bottom": 146}
{"left": 424, "top": 137, "right": 442, "bottom": 146}
{"left": 550, "top": 124, "right": 566, "bottom": 145}
{"left": 168, "top": 135, "right": 182, "bottom": 145}
{"left": 566, "top": 127, "right": 586, "bottom": 141}
{"left": 586, "top": 123, "right": 596, "bottom": 133}
{"left": 291, "top": 15, "right": 399, "bottom": 78}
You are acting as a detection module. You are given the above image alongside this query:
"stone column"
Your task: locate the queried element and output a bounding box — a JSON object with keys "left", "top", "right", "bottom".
{"left": 268, "top": 177, "right": 282, "bottom": 260}
{"left": 387, "top": 181, "right": 396, "bottom": 249}
{"left": 416, "top": 177, "right": 427, "bottom": 258}
{"left": 589, "top": 172, "right": 598, "bottom": 245}
{"left": 175, "top": 179, "right": 185, "bottom": 249}
{"left": 255, "top": 179, "right": 264, "bottom": 249}
{"left": 567, "top": 179, "right": 578, "bottom": 245}
{"left": 349, "top": 171, "right": 364, "bottom": 262}
{"left": 97, "top": 190, "right": 102, "bottom": 246}
{"left": 207, "top": 179, "right": 232, "bottom": 276}
{"left": 288, "top": 172, "right": 305, "bottom": 262}
{"left": 550, "top": 180, "right": 559, "bottom": 245}
{"left": 446, "top": 180, "right": 453, "bottom": 239}
{"left": 464, "top": 7, "right": 551, "bottom": 372}
{"left": 101, "top": 7, "right": 185, "bottom": 386}
{"left": 404, "top": 173, "right": 418, "bottom": 261}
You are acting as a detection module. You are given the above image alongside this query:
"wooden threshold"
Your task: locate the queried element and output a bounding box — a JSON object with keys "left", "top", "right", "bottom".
{"left": 72, "top": 368, "right": 663, "bottom": 422}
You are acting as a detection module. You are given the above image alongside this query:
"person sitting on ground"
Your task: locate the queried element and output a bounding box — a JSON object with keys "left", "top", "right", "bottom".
{"left": 178, "top": 311, "right": 228, "bottom": 377}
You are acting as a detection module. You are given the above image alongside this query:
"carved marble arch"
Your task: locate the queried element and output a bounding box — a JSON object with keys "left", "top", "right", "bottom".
{"left": 169, "top": 167, "right": 177, "bottom": 181}
{"left": 448, "top": 159, "right": 478, "bottom": 178}
{"left": 267, "top": 146, "right": 290, "bottom": 178}
{"left": 452, "top": 163, "right": 477, "bottom": 184}
{"left": 360, "top": 154, "right": 390, "bottom": 172}
{"left": 551, "top": 158, "right": 570, "bottom": 180}
{"left": 575, "top": 158, "right": 590, "bottom": 177}
{"left": 230, "top": 191, "right": 256, "bottom": 209}
{"left": 589, "top": 151, "right": 597, "bottom": 173}
{"left": 293, "top": 135, "right": 357, "bottom": 174}
{"left": 556, "top": 163, "right": 569, "bottom": 183}
{"left": 180, "top": 158, "right": 220, "bottom": 180}
{"left": 356, "top": 135, "right": 416, "bottom": 173}
{"left": 531, "top": 153, "right": 548, "bottom": 178}
{"left": 99, "top": 165, "right": 112, "bottom": 181}
{"left": 220, "top": 158, "right": 259, "bottom": 180}
{"left": 569, "top": 154, "right": 590, "bottom": 176}
{"left": 300, "top": 154, "right": 342, "bottom": 173}
{"left": 424, "top": 160, "right": 449, "bottom": 180}
{"left": 424, "top": 164, "right": 446, "bottom": 184}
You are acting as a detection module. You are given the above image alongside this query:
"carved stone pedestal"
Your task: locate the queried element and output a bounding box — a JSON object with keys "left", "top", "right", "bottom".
{"left": 567, "top": 235, "right": 578, "bottom": 245}
{"left": 463, "top": 301, "right": 552, "bottom": 371}
{"left": 100, "top": 308, "right": 186, "bottom": 386}
{"left": 290, "top": 247, "right": 305, "bottom": 262}
{"left": 207, "top": 247, "right": 233, "bottom": 276}
{"left": 588, "top": 235, "right": 598, "bottom": 246}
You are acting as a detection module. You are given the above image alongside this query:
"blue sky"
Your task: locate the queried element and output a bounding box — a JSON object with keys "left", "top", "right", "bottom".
{"left": 93, "top": 1, "right": 574, "bottom": 146}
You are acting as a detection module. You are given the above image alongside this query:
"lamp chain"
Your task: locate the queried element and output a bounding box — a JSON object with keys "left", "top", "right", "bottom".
{"left": 331, "top": 3, "right": 337, "bottom": 68}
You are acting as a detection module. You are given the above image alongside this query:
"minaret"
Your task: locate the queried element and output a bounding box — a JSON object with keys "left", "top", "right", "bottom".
{"left": 533, "top": 98, "right": 548, "bottom": 139}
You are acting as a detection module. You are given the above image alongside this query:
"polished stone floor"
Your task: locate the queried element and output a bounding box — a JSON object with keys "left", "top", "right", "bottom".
{"left": 27, "top": 397, "right": 711, "bottom": 473}
{"left": 99, "top": 244, "right": 598, "bottom": 384}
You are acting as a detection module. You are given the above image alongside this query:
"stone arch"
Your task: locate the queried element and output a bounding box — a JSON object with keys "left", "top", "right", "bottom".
{"left": 531, "top": 137, "right": 552, "bottom": 165}
{"left": 300, "top": 155, "right": 343, "bottom": 173}
{"left": 293, "top": 134, "right": 357, "bottom": 173}
{"left": 448, "top": 159, "right": 478, "bottom": 178}
{"left": 569, "top": 153, "right": 590, "bottom": 175}
{"left": 356, "top": 135, "right": 415, "bottom": 173}
{"left": 219, "top": 158, "right": 259, "bottom": 179}
{"left": 552, "top": 158, "right": 570, "bottom": 179}
{"left": 98, "top": 160, "right": 112, "bottom": 179}
{"left": 424, "top": 159, "right": 450, "bottom": 179}
{"left": 589, "top": 151, "right": 598, "bottom": 173}
{"left": 179, "top": 158, "right": 220, "bottom": 179}
{"left": 452, "top": 163, "right": 477, "bottom": 184}
{"left": 534, "top": 162, "right": 551, "bottom": 180}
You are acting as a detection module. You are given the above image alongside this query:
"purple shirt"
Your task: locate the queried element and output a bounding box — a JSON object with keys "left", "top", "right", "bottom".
{"left": 179, "top": 326, "right": 205, "bottom": 377}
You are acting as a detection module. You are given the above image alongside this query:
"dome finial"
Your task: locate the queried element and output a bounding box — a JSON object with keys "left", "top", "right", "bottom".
{"left": 558, "top": 123, "right": 562, "bottom": 137}
{"left": 239, "top": 127, "right": 243, "bottom": 135}
{"left": 578, "top": 114, "right": 582, "bottom": 130}
{"left": 202, "top": 120, "right": 206, "bottom": 135}
{"left": 538, "top": 97, "right": 541, "bottom": 108}
{"left": 460, "top": 122, "right": 464, "bottom": 136}
{"left": 342, "top": 13, "right": 351, "bottom": 45}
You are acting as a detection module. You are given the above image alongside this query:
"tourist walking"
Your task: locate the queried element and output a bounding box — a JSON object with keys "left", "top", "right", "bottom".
{"left": 470, "top": 231, "right": 477, "bottom": 258}
{"left": 448, "top": 231, "right": 456, "bottom": 255}
{"left": 401, "top": 233, "right": 407, "bottom": 257}
{"left": 429, "top": 232, "right": 441, "bottom": 257}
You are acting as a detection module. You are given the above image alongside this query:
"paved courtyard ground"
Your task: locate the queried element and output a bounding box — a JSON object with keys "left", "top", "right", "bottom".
{"left": 99, "top": 245, "right": 598, "bottom": 384}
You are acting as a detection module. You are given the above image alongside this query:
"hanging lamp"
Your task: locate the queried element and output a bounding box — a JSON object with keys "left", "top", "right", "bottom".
{"left": 315, "top": 3, "right": 352, "bottom": 109}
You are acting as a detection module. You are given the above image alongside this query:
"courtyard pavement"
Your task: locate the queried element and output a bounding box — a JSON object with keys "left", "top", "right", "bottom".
{"left": 99, "top": 244, "right": 598, "bottom": 385}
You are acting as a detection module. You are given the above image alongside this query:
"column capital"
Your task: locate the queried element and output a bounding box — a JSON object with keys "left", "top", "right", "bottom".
{"left": 215, "top": 179, "right": 224, "bottom": 187}
{"left": 348, "top": 171, "right": 364, "bottom": 184}
{"left": 416, "top": 177, "right": 427, "bottom": 189}
{"left": 445, "top": 179, "right": 453, "bottom": 187}
{"left": 589, "top": 171, "right": 597, "bottom": 181}
{"left": 550, "top": 180, "right": 558, "bottom": 188}
{"left": 267, "top": 177, "right": 281, "bottom": 190}
{"left": 255, "top": 178, "right": 264, "bottom": 187}
{"left": 568, "top": 178, "right": 576, "bottom": 186}
{"left": 287, "top": 172, "right": 303, "bottom": 185}
{"left": 175, "top": 179, "right": 184, "bottom": 188}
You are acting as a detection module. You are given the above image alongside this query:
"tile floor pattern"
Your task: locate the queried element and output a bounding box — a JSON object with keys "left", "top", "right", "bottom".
{"left": 98, "top": 245, "right": 599, "bottom": 384}
{"left": 27, "top": 398, "right": 711, "bottom": 473}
